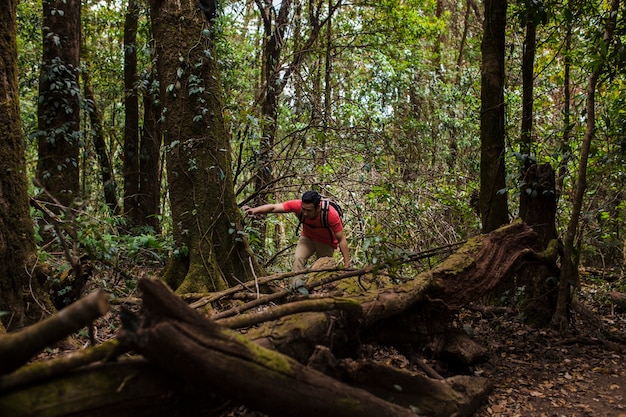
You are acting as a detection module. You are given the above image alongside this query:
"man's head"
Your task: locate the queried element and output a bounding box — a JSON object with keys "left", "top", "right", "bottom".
{"left": 301, "top": 190, "right": 321, "bottom": 220}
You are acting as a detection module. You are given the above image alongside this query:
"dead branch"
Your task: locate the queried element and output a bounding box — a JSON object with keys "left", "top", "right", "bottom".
{"left": 217, "top": 297, "right": 362, "bottom": 329}
{"left": 0, "top": 290, "right": 109, "bottom": 375}
{"left": 0, "top": 339, "right": 126, "bottom": 392}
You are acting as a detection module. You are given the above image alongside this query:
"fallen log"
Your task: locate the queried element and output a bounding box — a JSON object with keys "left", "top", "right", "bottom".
{"left": 245, "top": 221, "right": 542, "bottom": 362}
{"left": 339, "top": 359, "right": 491, "bottom": 417}
{"left": 0, "top": 339, "right": 125, "bottom": 392}
{"left": 0, "top": 222, "right": 547, "bottom": 417}
{"left": 122, "top": 278, "right": 420, "bottom": 417}
{"left": 0, "top": 360, "right": 211, "bottom": 417}
{"left": 0, "top": 289, "right": 109, "bottom": 375}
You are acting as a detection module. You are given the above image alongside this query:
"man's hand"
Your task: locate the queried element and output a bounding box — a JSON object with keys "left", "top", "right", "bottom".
{"left": 242, "top": 205, "right": 255, "bottom": 217}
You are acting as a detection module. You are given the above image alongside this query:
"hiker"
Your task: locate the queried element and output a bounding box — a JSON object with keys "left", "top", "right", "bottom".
{"left": 243, "top": 190, "right": 350, "bottom": 271}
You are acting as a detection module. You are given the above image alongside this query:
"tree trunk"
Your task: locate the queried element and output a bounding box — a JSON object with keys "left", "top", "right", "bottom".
{"left": 519, "top": 163, "right": 559, "bottom": 325}
{"left": 36, "top": 0, "right": 82, "bottom": 209}
{"left": 83, "top": 67, "right": 120, "bottom": 214}
{"left": 0, "top": 361, "right": 207, "bottom": 417}
{"left": 138, "top": 70, "right": 162, "bottom": 232}
{"left": 0, "top": 290, "right": 109, "bottom": 375}
{"left": 149, "top": 0, "right": 258, "bottom": 292}
{"left": 520, "top": 13, "right": 536, "bottom": 157}
{"left": 556, "top": 8, "right": 572, "bottom": 199}
{"left": 244, "top": 222, "right": 542, "bottom": 363}
{"left": 0, "top": 0, "right": 50, "bottom": 331}
{"left": 121, "top": 278, "right": 423, "bottom": 417}
{"left": 251, "top": 0, "right": 333, "bottom": 228}
{"left": 123, "top": 0, "right": 141, "bottom": 225}
{"left": 553, "top": 0, "right": 620, "bottom": 332}
{"left": 479, "top": 0, "right": 508, "bottom": 232}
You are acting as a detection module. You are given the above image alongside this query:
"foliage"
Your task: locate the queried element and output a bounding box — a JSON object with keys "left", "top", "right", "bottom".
{"left": 12, "top": 0, "right": 626, "bottom": 279}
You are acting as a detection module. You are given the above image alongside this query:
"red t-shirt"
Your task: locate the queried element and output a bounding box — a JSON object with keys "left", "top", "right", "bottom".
{"left": 282, "top": 199, "right": 343, "bottom": 248}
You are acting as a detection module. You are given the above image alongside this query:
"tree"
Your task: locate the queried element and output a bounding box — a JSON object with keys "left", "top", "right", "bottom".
{"left": 83, "top": 66, "right": 120, "bottom": 214}
{"left": 479, "top": 0, "right": 509, "bottom": 232}
{"left": 138, "top": 69, "right": 162, "bottom": 233}
{"left": 552, "top": 0, "right": 620, "bottom": 332}
{"left": 0, "top": 0, "right": 49, "bottom": 331}
{"left": 123, "top": 0, "right": 141, "bottom": 225}
{"left": 36, "top": 0, "right": 82, "bottom": 208}
{"left": 149, "top": 0, "right": 258, "bottom": 293}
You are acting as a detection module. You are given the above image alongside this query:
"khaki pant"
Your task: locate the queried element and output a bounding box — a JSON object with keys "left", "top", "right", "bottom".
{"left": 292, "top": 235, "right": 335, "bottom": 271}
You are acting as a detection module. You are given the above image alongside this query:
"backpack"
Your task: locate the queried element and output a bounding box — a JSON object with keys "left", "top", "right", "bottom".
{"left": 297, "top": 198, "right": 344, "bottom": 241}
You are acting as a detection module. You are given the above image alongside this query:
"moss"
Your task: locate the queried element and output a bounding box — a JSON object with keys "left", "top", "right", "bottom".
{"left": 219, "top": 327, "right": 294, "bottom": 375}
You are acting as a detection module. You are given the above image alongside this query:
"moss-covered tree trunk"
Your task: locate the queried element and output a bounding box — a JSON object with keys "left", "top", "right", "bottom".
{"left": 0, "top": 0, "right": 49, "bottom": 330}
{"left": 149, "top": 0, "right": 258, "bottom": 293}
{"left": 36, "top": 0, "right": 81, "bottom": 208}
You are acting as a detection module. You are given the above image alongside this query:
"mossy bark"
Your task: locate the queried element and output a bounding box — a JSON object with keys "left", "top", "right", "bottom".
{"left": 0, "top": 0, "right": 50, "bottom": 330}
{"left": 149, "top": 0, "right": 259, "bottom": 293}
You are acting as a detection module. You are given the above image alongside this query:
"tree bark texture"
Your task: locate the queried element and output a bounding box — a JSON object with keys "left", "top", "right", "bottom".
{"left": 520, "top": 14, "right": 536, "bottom": 156}
{"left": 0, "top": 361, "right": 206, "bottom": 417}
{"left": 36, "top": 0, "right": 81, "bottom": 208}
{"left": 138, "top": 71, "right": 162, "bottom": 232}
{"left": 123, "top": 0, "right": 141, "bottom": 224}
{"left": 479, "top": 0, "right": 508, "bottom": 232}
{"left": 0, "top": 224, "right": 545, "bottom": 416}
{"left": 0, "top": 0, "right": 45, "bottom": 330}
{"left": 245, "top": 222, "right": 540, "bottom": 363}
{"left": 149, "top": 0, "right": 258, "bottom": 293}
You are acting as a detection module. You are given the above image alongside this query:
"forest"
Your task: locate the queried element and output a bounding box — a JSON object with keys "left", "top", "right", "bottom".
{"left": 1, "top": 0, "right": 626, "bottom": 415}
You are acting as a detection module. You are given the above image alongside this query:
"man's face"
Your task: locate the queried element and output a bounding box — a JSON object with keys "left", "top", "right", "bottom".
{"left": 301, "top": 202, "right": 320, "bottom": 220}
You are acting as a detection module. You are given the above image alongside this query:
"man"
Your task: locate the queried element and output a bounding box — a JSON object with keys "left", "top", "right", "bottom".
{"left": 243, "top": 191, "right": 350, "bottom": 271}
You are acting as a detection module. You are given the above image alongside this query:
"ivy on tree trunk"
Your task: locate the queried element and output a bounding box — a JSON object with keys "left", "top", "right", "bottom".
{"left": 149, "top": 0, "right": 259, "bottom": 293}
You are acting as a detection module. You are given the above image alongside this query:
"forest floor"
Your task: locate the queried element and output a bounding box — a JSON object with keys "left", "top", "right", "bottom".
{"left": 35, "top": 270, "right": 626, "bottom": 417}
{"left": 460, "top": 281, "right": 626, "bottom": 417}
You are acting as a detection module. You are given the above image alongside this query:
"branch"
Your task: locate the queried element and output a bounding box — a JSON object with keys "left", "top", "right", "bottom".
{"left": 217, "top": 297, "right": 362, "bottom": 329}
{"left": 0, "top": 339, "right": 125, "bottom": 392}
{"left": 0, "top": 290, "right": 109, "bottom": 375}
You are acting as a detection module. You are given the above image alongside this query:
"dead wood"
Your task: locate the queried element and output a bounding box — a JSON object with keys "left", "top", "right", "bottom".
{"left": 244, "top": 222, "right": 542, "bottom": 361}
{"left": 0, "top": 289, "right": 109, "bottom": 375}
{"left": 609, "top": 290, "right": 626, "bottom": 309}
{"left": 0, "top": 360, "right": 208, "bottom": 417}
{"left": 212, "top": 266, "right": 373, "bottom": 320}
{"left": 0, "top": 339, "right": 126, "bottom": 392}
{"left": 339, "top": 359, "right": 491, "bottom": 417}
{"left": 121, "top": 278, "right": 420, "bottom": 417}
{"left": 217, "top": 297, "right": 362, "bottom": 329}
{"left": 430, "top": 332, "right": 488, "bottom": 367}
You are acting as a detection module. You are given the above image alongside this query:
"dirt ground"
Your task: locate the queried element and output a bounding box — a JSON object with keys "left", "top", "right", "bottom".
{"left": 462, "top": 289, "right": 626, "bottom": 417}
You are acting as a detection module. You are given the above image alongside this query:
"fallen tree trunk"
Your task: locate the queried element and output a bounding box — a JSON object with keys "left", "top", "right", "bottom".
{"left": 0, "top": 222, "right": 548, "bottom": 417}
{"left": 0, "top": 360, "right": 209, "bottom": 417}
{"left": 122, "top": 278, "right": 421, "bottom": 417}
{"left": 245, "top": 221, "right": 543, "bottom": 362}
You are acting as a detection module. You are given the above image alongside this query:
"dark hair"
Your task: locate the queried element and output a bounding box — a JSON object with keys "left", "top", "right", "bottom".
{"left": 301, "top": 190, "right": 321, "bottom": 205}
